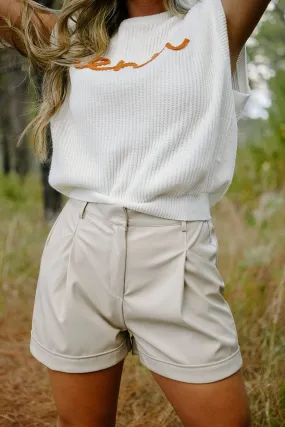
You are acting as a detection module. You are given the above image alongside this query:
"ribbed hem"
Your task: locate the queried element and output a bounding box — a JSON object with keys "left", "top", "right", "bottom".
{"left": 30, "top": 333, "right": 131, "bottom": 373}
{"left": 134, "top": 345, "right": 243, "bottom": 384}
{"left": 62, "top": 189, "right": 211, "bottom": 221}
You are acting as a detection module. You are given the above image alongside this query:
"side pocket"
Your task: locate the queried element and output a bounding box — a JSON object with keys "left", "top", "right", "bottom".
{"left": 43, "top": 199, "right": 71, "bottom": 249}
{"left": 186, "top": 221, "right": 218, "bottom": 265}
{"left": 44, "top": 209, "right": 64, "bottom": 248}
{"left": 207, "top": 219, "right": 218, "bottom": 249}
{"left": 207, "top": 219, "right": 219, "bottom": 266}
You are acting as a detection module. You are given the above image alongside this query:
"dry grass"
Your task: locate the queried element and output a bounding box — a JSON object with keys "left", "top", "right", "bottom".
{"left": 0, "top": 173, "right": 285, "bottom": 427}
{"left": 0, "top": 299, "right": 181, "bottom": 427}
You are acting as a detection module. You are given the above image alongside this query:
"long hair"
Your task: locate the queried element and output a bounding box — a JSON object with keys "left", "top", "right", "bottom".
{"left": 2, "top": 0, "right": 189, "bottom": 162}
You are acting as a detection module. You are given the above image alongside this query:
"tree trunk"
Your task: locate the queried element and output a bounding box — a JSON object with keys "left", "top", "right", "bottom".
{"left": 34, "top": 69, "right": 62, "bottom": 223}
{"left": 40, "top": 125, "right": 62, "bottom": 223}
{"left": 0, "top": 50, "right": 31, "bottom": 179}
{"left": 0, "top": 75, "right": 11, "bottom": 174}
{"left": 1, "top": 133, "right": 11, "bottom": 175}
{"left": 7, "top": 54, "right": 31, "bottom": 180}
{"left": 36, "top": 0, "right": 62, "bottom": 223}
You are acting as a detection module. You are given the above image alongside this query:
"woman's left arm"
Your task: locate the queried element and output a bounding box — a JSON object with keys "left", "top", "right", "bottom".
{"left": 222, "top": 0, "right": 272, "bottom": 68}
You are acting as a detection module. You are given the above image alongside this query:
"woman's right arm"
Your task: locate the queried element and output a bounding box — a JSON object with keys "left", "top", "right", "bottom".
{"left": 0, "top": 0, "right": 57, "bottom": 54}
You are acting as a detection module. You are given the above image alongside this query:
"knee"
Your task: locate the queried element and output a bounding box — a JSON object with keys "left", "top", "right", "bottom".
{"left": 240, "top": 410, "right": 252, "bottom": 427}
{"left": 57, "top": 415, "right": 115, "bottom": 427}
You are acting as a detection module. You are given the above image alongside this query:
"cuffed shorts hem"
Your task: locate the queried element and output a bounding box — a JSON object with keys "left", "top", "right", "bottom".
{"left": 30, "top": 333, "right": 131, "bottom": 373}
{"left": 135, "top": 346, "right": 243, "bottom": 384}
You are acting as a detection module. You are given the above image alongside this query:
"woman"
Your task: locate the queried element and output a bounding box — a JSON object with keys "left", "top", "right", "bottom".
{"left": 0, "top": 1, "right": 270, "bottom": 426}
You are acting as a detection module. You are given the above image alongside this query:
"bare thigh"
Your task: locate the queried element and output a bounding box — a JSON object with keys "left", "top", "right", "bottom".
{"left": 48, "top": 360, "right": 124, "bottom": 427}
{"left": 152, "top": 369, "right": 252, "bottom": 427}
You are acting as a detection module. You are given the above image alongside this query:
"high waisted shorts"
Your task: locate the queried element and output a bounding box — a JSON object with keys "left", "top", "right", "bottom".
{"left": 30, "top": 198, "right": 242, "bottom": 383}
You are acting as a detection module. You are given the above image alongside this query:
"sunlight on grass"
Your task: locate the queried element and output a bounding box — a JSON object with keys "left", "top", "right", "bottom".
{"left": 0, "top": 170, "right": 284, "bottom": 426}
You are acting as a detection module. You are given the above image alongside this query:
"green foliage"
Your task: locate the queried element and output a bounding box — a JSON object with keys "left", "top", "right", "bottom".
{"left": 268, "top": 69, "right": 285, "bottom": 145}
{"left": 0, "top": 172, "right": 42, "bottom": 210}
{"left": 232, "top": 2, "right": 285, "bottom": 206}
{"left": 251, "top": 0, "right": 285, "bottom": 71}
{"left": 1, "top": 171, "right": 285, "bottom": 426}
{"left": 230, "top": 134, "right": 285, "bottom": 206}
{"left": 0, "top": 174, "right": 47, "bottom": 315}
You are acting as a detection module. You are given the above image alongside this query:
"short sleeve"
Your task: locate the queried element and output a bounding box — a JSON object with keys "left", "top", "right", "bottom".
{"left": 209, "top": 0, "right": 252, "bottom": 121}
{"left": 232, "top": 44, "right": 252, "bottom": 121}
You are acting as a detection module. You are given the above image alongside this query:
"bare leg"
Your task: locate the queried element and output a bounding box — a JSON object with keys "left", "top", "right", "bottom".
{"left": 48, "top": 360, "right": 124, "bottom": 427}
{"left": 152, "top": 369, "right": 252, "bottom": 427}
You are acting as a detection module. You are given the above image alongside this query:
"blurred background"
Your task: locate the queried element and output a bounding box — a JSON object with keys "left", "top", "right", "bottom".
{"left": 0, "top": 1, "right": 284, "bottom": 426}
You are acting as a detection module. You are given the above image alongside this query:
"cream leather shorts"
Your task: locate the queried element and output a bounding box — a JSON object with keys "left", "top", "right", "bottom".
{"left": 30, "top": 198, "right": 242, "bottom": 383}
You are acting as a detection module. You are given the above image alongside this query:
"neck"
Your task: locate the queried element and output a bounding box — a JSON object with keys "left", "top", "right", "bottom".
{"left": 126, "top": 0, "right": 165, "bottom": 18}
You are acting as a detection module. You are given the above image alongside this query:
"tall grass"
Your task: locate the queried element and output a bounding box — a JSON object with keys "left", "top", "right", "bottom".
{"left": 0, "top": 150, "right": 284, "bottom": 425}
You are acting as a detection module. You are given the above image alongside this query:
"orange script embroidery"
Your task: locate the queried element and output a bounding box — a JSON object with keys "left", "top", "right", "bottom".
{"left": 75, "top": 38, "right": 190, "bottom": 72}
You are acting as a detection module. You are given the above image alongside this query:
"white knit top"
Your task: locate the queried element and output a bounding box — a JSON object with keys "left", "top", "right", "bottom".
{"left": 49, "top": 0, "right": 251, "bottom": 220}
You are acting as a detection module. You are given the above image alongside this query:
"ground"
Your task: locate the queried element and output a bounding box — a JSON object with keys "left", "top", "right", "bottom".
{"left": 0, "top": 174, "right": 284, "bottom": 426}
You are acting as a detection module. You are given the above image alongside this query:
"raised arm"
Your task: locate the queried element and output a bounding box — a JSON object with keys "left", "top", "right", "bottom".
{"left": 0, "top": 0, "right": 57, "bottom": 55}
{"left": 222, "top": 0, "right": 272, "bottom": 69}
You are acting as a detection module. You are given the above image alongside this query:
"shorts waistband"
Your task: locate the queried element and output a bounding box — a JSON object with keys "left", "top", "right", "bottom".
{"left": 68, "top": 198, "right": 190, "bottom": 229}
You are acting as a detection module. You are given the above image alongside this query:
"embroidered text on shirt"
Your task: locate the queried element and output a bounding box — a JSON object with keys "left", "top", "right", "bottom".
{"left": 75, "top": 38, "right": 190, "bottom": 72}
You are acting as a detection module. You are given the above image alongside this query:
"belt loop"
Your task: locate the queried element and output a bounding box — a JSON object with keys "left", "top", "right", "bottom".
{"left": 181, "top": 220, "right": 187, "bottom": 232}
{"left": 80, "top": 201, "right": 89, "bottom": 219}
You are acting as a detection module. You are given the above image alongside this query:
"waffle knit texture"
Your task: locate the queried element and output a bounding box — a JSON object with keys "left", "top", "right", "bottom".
{"left": 49, "top": 0, "right": 252, "bottom": 220}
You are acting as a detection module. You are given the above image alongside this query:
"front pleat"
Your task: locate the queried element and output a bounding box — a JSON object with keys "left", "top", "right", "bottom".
{"left": 109, "top": 224, "right": 127, "bottom": 301}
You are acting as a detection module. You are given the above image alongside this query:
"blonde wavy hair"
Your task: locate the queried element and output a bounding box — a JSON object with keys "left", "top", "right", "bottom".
{"left": 3, "top": 0, "right": 189, "bottom": 162}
